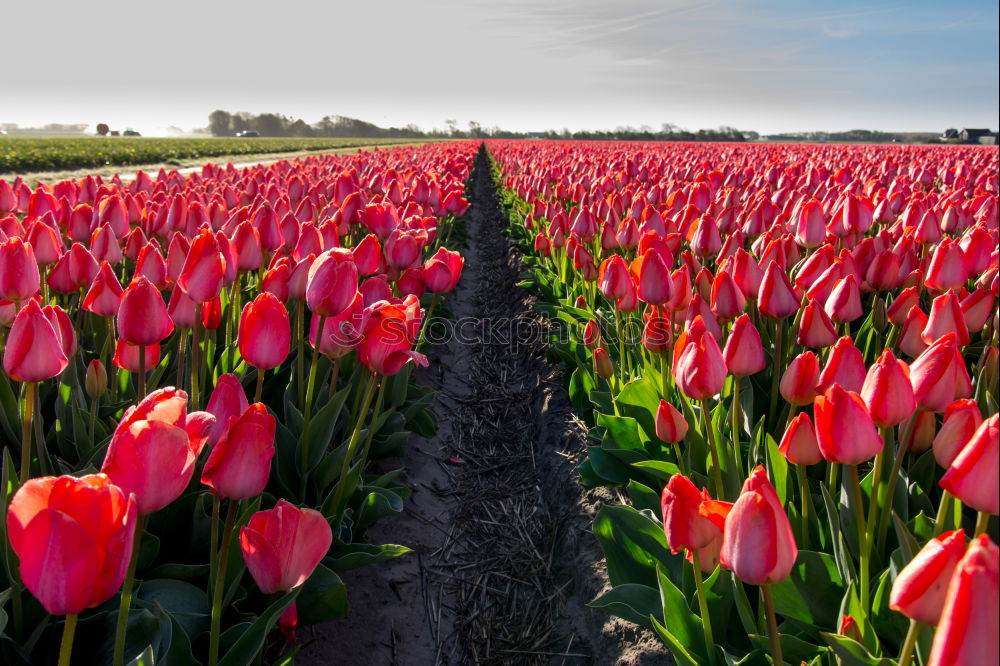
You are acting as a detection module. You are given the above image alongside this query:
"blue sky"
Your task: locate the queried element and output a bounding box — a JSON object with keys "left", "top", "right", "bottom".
{"left": 2, "top": 0, "right": 996, "bottom": 135}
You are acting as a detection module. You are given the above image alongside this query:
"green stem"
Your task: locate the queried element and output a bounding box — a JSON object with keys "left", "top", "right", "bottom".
{"left": 691, "top": 551, "right": 716, "bottom": 665}
{"left": 253, "top": 369, "right": 264, "bottom": 404}
{"left": 767, "top": 321, "right": 784, "bottom": 428}
{"left": 762, "top": 584, "right": 783, "bottom": 666}
{"left": 797, "top": 464, "right": 810, "bottom": 549}
{"left": 209, "top": 494, "right": 220, "bottom": 591}
{"left": 897, "top": 619, "right": 920, "bottom": 666}
{"left": 328, "top": 358, "right": 341, "bottom": 401}
{"left": 113, "top": 515, "right": 145, "bottom": 666}
{"left": 358, "top": 379, "right": 386, "bottom": 465}
{"left": 18, "top": 381, "right": 36, "bottom": 484}
{"left": 32, "top": 383, "right": 47, "bottom": 477}
{"left": 701, "top": 399, "right": 725, "bottom": 500}
{"left": 176, "top": 328, "right": 187, "bottom": 390}
{"left": 864, "top": 447, "right": 884, "bottom": 562}
{"left": 975, "top": 511, "right": 990, "bottom": 536}
{"left": 209, "top": 499, "right": 239, "bottom": 666}
{"left": 658, "top": 351, "right": 670, "bottom": 399}
{"left": 875, "top": 422, "right": 905, "bottom": 551}
{"left": 329, "top": 374, "right": 379, "bottom": 539}
{"left": 732, "top": 378, "right": 741, "bottom": 466}
{"left": 847, "top": 464, "right": 869, "bottom": 611}
{"left": 933, "top": 491, "right": 954, "bottom": 536}
{"left": 302, "top": 315, "right": 326, "bottom": 430}
{"left": 58, "top": 614, "right": 78, "bottom": 666}
{"left": 415, "top": 293, "right": 440, "bottom": 352}
{"left": 191, "top": 306, "right": 202, "bottom": 408}
{"left": 614, "top": 307, "right": 630, "bottom": 380}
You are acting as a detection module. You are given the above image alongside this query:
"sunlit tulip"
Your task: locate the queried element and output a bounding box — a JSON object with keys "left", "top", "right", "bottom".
{"left": 720, "top": 466, "right": 797, "bottom": 585}
{"left": 201, "top": 403, "right": 276, "bottom": 500}
{"left": 240, "top": 500, "right": 333, "bottom": 594}
{"left": 814, "top": 384, "right": 884, "bottom": 464}
{"left": 239, "top": 293, "right": 291, "bottom": 371}
{"left": 861, "top": 349, "right": 915, "bottom": 428}
{"left": 909, "top": 334, "right": 973, "bottom": 412}
{"left": 778, "top": 412, "right": 822, "bottom": 465}
{"left": 940, "top": 415, "right": 999, "bottom": 515}
{"left": 779, "top": 351, "right": 821, "bottom": 406}
{"left": 118, "top": 276, "right": 173, "bottom": 346}
{"left": 4, "top": 300, "right": 69, "bottom": 382}
{"left": 890, "top": 529, "right": 966, "bottom": 625}
{"left": 6, "top": 474, "right": 138, "bottom": 615}
{"left": 723, "top": 314, "right": 765, "bottom": 376}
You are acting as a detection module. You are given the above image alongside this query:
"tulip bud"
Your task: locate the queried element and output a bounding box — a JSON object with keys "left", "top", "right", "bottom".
{"left": 655, "top": 400, "right": 689, "bottom": 443}
{"left": 201, "top": 403, "right": 276, "bottom": 500}
{"left": 240, "top": 500, "right": 333, "bottom": 594}
{"left": 873, "top": 296, "right": 888, "bottom": 333}
{"left": 839, "top": 615, "right": 862, "bottom": 643}
{"left": 239, "top": 293, "right": 291, "bottom": 371}
{"left": 940, "top": 414, "right": 999, "bottom": 515}
{"left": 922, "top": 291, "right": 970, "bottom": 347}
{"left": 890, "top": 529, "right": 967, "bottom": 625}
{"left": 594, "top": 348, "right": 614, "bottom": 379}
{"left": 909, "top": 334, "right": 973, "bottom": 412}
{"left": 583, "top": 319, "right": 602, "bottom": 349}
{"left": 814, "top": 384, "right": 884, "bottom": 464}
{"left": 635, "top": 249, "right": 673, "bottom": 305}
{"left": 720, "top": 466, "right": 798, "bottom": 585}
{"left": 816, "top": 336, "right": 866, "bottom": 394}
{"left": 933, "top": 400, "right": 983, "bottom": 467}
{"left": 778, "top": 412, "right": 822, "bottom": 465}
{"left": 899, "top": 306, "right": 930, "bottom": 358}
{"left": 861, "top": 349, "right": 916, "bottom": 428}
{"left": 673, "top": 318, "right": 727, "bottom": 400}
{"left": 3, "top": 301, "right": 69, "bottom": 382}
{"left": 888, "top": 286, "right": 921, "bottom": 327}
{"left": 85, "top": 359, "right": 108, "bottom": 399}
{"left": 758, "top": 262, "right": 799, "bottom": 319}
{"left": 780, "top": 351, "right": 821, "bottom": 406}
{"left": 723, "top": 314, "right": 765, "bottom": 376}
{"left": 661, "top": 474, "right": 731, "bottom": 554}
{"left": 797, "top": 299, "right": 838, "bottom": 349}
{"left": 598, "top": 255, "right": 632, "bottom": 302}
{"left": 927, "top": 534, "right": 999, "bottom": 666}
{"left": 984, "top": 346, "right": 999, "bottom": 392}
{"left": 903, "top": 410, "right": 937, "bottom": 453}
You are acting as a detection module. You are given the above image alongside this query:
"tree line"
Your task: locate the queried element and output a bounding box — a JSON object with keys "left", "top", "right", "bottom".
{"left": 206, "top": 111, "right": 755, "bottom": 142}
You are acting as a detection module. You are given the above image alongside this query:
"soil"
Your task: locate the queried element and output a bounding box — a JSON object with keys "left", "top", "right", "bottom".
{"left": 300, "top": 147, "right": 670, "bottom": 665}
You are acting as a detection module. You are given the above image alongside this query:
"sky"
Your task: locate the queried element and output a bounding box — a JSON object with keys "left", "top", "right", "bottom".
{"left": 2, "top": 0, "right": 997, "bottom": 136}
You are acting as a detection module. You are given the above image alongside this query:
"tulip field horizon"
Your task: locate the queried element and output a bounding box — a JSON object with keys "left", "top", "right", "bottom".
{"left": 0, "top": 138, "right": 997, "bottom": 666}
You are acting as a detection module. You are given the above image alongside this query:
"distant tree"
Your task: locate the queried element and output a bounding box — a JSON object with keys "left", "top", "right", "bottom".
{"left": 444, "top": 119, "right": 458, "bottom": 136}
{"left": 96, "top": 123, "right": 110, "bottom": 136}
{"left": 208, "top": 111, "right": 232, "bottom": 137}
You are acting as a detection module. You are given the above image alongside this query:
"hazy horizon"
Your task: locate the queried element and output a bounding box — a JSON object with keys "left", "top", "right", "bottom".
{"left": 3, "top": 0, "right": 997, "bottom": 138}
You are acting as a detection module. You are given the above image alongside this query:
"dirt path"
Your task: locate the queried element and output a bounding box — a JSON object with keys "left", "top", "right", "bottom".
{"left": 301, "top": 147, "right": 669, "bottom": 665}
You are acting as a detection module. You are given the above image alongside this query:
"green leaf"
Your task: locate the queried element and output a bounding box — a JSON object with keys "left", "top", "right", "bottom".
{"left": 588, "top": 583, "right": 661, "bottom": 629}
{"left": 819, "top": 632, "right": 896, "bottom": 666}
{"left": 626, "top": 480, "right": 661, "bottom": 515}
{"left": 764, "top": 430, "right": 789, "bottom": 507}
{"left": 592, "top": 504, "right": 676, "bottom": 588}
{"left": 136, "top": 579, "right": 210, "bottom": 640}
{"left": 820, "top": 481, "right": 857, "bottom": 588}
{"left": 748, "top": 633, "right": 828, "bottom": 663}
{"left": 616, "top": 375, "right": 662, "bottom": 440}
{"left": 649, "top": 616, "right": 699, "bottom": 666}
{"left": 125, "top": 645, "right": 156, "bottom": 666}
{"left": 295, "top": 564, "right": 348, "bottom": 625}
{"left": 218, "top": 589, "right": 299, "bottom": 666}
{"left": 325, "top": 543, "right": 412, "bottom": 573}
{"left": 771, "top": 550, "right": 843, "bottom": 632}
{"left": 656, "top": 564, "right": 705, "bottom": 660}
{"left": 353, "top": 487, "right": 405, "bottom": 532}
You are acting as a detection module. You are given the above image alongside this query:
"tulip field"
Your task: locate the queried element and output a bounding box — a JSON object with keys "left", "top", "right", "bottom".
{"left": 492, "top": 139, "right": 998, "bottom": 666}
{"left": 0, "top": 144, "right": 472, "bottom": 665}
{"left": 0, "top": 138, "right": 997, "bottom": 666}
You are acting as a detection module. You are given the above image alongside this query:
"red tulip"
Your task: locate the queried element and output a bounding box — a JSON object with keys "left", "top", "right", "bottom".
{"left": 779, "top": 351, "right": 821, "bottom": 406}
{"left": 112, "top": 339, "right": 161, "bottom": 373}
{"left": 101, "top": 387, "right": 213, "bottom": 515}
{"left": 927, "top": 534, "right": 999, "bottom": 666}
{"left": 778, "top": 412, "right": 822, "bottom": 465}
{"left": 593, "top": 347, "right": 614, "bottom": 379}
{"left": 306, "top": 248, "right": 358, "bottom": 318}
{"left": 358, "top": 295, "right": 427, "bottom": 376}
{"left": 239, "top": 293, "right": 291, "bottom": 371}
{"left": 861, "top": 349, "right": 916, "bottom": 428}
{"left": 599, "top": 255, "right": 632, "bottom": 301}
{"left": 710, "top": 270, "right": 745, "bottom": 321}
{"left": 384, "top": 228, "right": 424, "bottom": 271}
{"left": 4, "top": 300, "right": 69, "bottom": 382}
{"left": 720, "top": 466, "right": 797, "bottom": 584}
{"left": 887, "top": 286, "right": 921, "bottom": 326}
{"left": 423, "top": 247, "right": 464, "bottom": 294}
{"left": 924, "top": 238, "right": 968, "bottom": 292}
{"left": 922, "top": 291, "right": 970, "bottom": 346}
{"left": 635, "top": 249, "right": 673, "bottom": 305}
{"left": 201, "top": 403, "right": 276, "bottom": 500}
{"left": 940, "top": 414, "right": 999, "bottom": 515}
{"left": 583, "top": 319, "right": 602, "bottom": 349}
{"left": 816, "top": 336, "right": 866, "bottom": 394}
{"left": 118, "top": 277, "right": 173, "bottom": 346}
{"left": 824, "top": 274, "right": 863, "bottom": 324}
{"left": 642, "top": 308, "right": 672, "bottom": 353}
{"left": 204, "top": 373, "right": 250, "bottom": 447}
{"left": 961, "top": 288, "right": 994, "bottom": 332}
{"left": 86, "top": 359, "right": 108, "bottom": 399}
{"left": 352, "top": 234, "right": 381, "bottom": 276}
{"left": 814, "top": 384, "right": 884, "bottom": 464}
{"left": 0, "top": 237, "right": 39, "bottom": 303}
{"left": 723, "top": 314, "right": 765, "bottom": 376}
{"left": 904, "top": 410, "right": 938, "bottom": 453}
{"left": 933, "top": 400, "right": 983, "bottom": 468}
{"left": 890, "top": 529, "right": 966, "bottom": 625}
{"left": 793, "top": 200, "right": 826, "bottom": 248}
{"left": 81, "top": 261, "right": 124, "bottom": 317}
{"left": 655, "top": 400, "right": 689, "bottom": 443}
{"left": 661, "top": 474, "right": 731, "bottom": 554}
{"left": 909, "top": 334, "right": 973, "bottom": 412}
{"left": 360, "top": 202, "right": 400, "bottom": 240}
{"left": 758, "top": 261, "right": 799, "bottom": 319}
{"left": 6, "top": 473, "right": 138, "bottom": 615}
{"left": 797, "top": 299, "right": 838, "bottom": 349}
{"left": 135, "top": 241, "right": 168, "bottom": 289}
{"left": 673, "top": 317, "right": 727, "bottom": 400}
{"left": 177, "top": 230, "right": 226, "bottom": 303}
{"left": 239, "top": 499, "right": 333, "bottom": 594}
